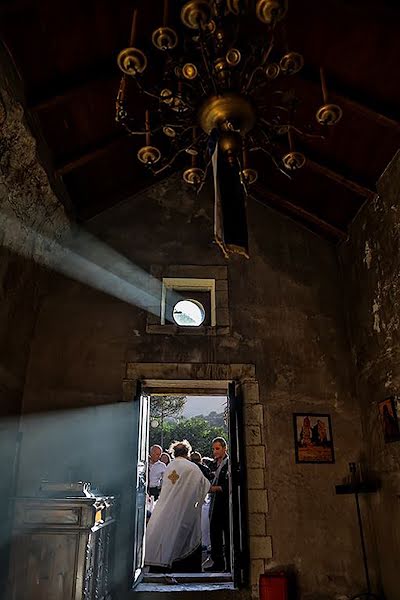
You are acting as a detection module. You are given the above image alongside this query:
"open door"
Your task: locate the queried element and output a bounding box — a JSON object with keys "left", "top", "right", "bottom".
{"left": 228, "top": 381, "right": 249, "bottom": 588}
{"left": 132, "top": 381, "right": 150, "bottom": 587}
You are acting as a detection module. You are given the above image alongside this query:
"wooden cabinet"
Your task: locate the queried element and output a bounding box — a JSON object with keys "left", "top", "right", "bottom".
{"left": 8, "top": 494, "right": 115, "bottom": 600}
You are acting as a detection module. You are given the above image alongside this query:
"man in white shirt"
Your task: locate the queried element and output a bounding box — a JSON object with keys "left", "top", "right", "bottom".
{"left": 148, "top": 444, "right": 166, "bottom": 500}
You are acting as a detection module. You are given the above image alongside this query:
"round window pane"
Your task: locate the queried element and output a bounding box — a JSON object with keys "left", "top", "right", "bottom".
{"left": 172, "top": 299, "right": 205, "bottom": 327}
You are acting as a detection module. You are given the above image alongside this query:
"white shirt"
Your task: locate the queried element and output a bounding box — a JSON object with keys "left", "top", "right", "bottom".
{"left": 149, "top": 460, "right": 166, "bottom": 488}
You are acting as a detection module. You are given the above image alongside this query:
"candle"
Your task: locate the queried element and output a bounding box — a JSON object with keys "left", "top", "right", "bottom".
{"left": 163, "top": 0, "right": 169, "bottom": 26}
{"left": 130, "top": 8, "right": 138, "bottom": 46}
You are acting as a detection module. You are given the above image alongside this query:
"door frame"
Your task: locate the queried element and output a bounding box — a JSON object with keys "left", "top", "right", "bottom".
{"left": 122, "top": 362, "right": 269, "bottom": 596}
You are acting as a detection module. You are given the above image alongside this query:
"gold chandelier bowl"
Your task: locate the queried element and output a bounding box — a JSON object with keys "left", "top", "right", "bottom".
{"left": 226, "top": 48, "right": 241, "bottom": 67}
{"left": 265, "top": 62, "right": 280, "bottom": 79}
{"left": 256, "top": 0, "right": 287, "bottom": 24}
{"left": 183, "top": 167, "right": 205, "bottom": 186}
{"left": 152, "top": 27, "right": 178, "bottom": 51}
{"left": 226, "top": 0, "right": 240, "bottom": 15}
{"left": 181, "top": 0, "right": 211, "bottom": 29}
{"left": 160, "top": 88, "right": 174, "bottom": 105}
{"left": 280, "top": 52, "right": 304, "bottom": 75}
{"left": 117, "top": 47, "right": 147, "bottom": 76}
{"left": 316, "top": 103, "right": 343, "bottom": 126}
{"left": 163, "top": 126, "right": 177, "bottom": 138}
{"left": 282, "top": 151, "right": 306, "bottom": 171}
{"left": 137, "top": 146, "right": 161, "bottom": 165}
{"left": 182, "top": 63, "right": 198, "bottom": 80}
{"left": 242, "top": 168, "right": 258, "bottom": 185}
{"left": 198, "top": 93, "right": 256, "bottom": 135}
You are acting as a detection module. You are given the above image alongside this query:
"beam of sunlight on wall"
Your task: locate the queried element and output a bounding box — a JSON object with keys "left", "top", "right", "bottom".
{"left": 0, "top": 212, "right": 181, "bottom": 318}
{"left": 1, "top": 402, "right": 137, "bottom": 587}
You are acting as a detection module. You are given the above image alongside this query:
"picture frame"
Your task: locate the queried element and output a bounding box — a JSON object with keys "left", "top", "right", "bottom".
{"left": 293, "top": 413, "right": 335, "bottom": 464}
{"left": 378, "top": 396, "right": 400, "bottom": 443}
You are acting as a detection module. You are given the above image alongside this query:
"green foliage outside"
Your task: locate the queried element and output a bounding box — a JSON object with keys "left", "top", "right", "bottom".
{"left": 149, "top": 415, "right": 228, "bottom": 458}
{"left": 150, "top": 395, "right": 187, "bottom": 446}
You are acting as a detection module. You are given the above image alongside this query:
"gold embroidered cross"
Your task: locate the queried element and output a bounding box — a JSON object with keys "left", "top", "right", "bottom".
{"left": 168, "top": 470, "right": 180, "bottom": 485}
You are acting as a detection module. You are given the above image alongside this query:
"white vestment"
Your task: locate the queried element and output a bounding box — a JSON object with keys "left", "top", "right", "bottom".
{"left": 145, "top": 457, "right": 210, "bottom": 568}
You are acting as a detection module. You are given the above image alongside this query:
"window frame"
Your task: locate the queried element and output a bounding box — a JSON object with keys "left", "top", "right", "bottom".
{"left": 160, "top": 278, "right": 216, "bottom": 327}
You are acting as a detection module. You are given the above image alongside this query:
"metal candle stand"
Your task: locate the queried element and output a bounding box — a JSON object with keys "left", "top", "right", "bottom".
{"left": 335, "top": 463, "right": 381, "bottom": 600}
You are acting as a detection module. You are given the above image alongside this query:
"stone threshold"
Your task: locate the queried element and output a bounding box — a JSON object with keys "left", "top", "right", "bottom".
{"left": 136, "top": 572, "right": 234, "bottom": 592}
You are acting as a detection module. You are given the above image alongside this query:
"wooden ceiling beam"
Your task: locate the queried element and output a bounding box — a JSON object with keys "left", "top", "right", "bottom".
{"left": 30, "top": 62, "right": 400, "bottom": 135}
{"left": 27, "top": 58, "right": 117, "bottom": 111}
{"left": 30, "top": 75, "right": 118, "bottom": 112}
{"left": 305, "top": 158, "right": 376, "bottom": 200}
{"left": 301, "top": 66, "right": 400, "bottom": 131}
{"left": 330, "top": 91, "right": 400, "bottom": 132}
{"left": 252, "top": 184, "right": 348, "bottom": 241}
{"left": 55, "top": 134, "right": 126, "bottom": 176}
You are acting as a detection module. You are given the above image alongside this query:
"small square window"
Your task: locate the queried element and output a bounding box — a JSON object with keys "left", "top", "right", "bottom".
{"left": 146, "top": 267, "right": 230, "bottom": 335}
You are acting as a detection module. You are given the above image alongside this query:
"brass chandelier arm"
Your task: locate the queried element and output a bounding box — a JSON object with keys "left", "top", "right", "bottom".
{"left": 152, "top": 132, "right": 207, "bottom": 175}
{"left": 197, "top": 30, "right": 218, "bottom": 95}
{"left": 258, "top": 117, "right": 326, "bottom": 142}
{"left": 251, "top": 144, "right": 292, "bottom": 179}
{"left": 257, "top": 122, "right": 276, "bottom": 145}
{"left": 120, "top": 122, "right": 189, "bottom": 136}
{"left": 135, "top": 77, "right": 196, "bottom": 113}
{"left": 243, "top": 34, "right": 275, "bottom": 93}
{"left": 261, "top": 33, "right": 275, "bottom": 66}
{"left": 243, "top": 66, "right": 264, "bottom": 94}
{"left": 288, "top": 125, "right": 325, "bottom": 142}
{"left": 133, "top": 78, "right": 163, "bottom": 102}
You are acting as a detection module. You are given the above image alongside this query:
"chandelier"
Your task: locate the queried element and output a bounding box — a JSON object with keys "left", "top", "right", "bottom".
{"left": 115, "top": 0, "right": 342, "bottom": 257}
{"left": 115, "top": 0, "right": 342, "bottom": 189}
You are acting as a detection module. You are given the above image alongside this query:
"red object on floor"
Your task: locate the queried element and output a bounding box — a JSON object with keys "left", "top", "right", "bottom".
{"left": 259, "top": 573, "right": 288, "bottom": 600}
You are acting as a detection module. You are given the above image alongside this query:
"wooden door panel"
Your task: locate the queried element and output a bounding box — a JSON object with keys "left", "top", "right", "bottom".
{"left": 12, "top": 533, "right": 77, "bottom": 600}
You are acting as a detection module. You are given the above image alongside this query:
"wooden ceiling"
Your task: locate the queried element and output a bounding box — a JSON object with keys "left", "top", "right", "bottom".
{"left": 1, "top": 0, "right": 400, "bottom": 242}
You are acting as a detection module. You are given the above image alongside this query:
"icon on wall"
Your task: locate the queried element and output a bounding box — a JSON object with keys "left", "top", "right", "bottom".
{"left": 378, "top": 396, "right": 400, "bottom": 443}
{"left": 293, "top": 413, "right": 335, "bottom": 463}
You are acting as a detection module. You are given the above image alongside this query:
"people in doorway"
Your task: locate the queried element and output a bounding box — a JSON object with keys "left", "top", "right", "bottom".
{"left": 190, "top": 451, "right": 212, "bottom": 480}
{"left": 148, "top": 444, "right": 166, "bottom": 500}
{"left": 202, "top": 456, "right": 214, "bottom": 470}
{"left": 160, "top": 451, "right": 171, "bottom": 466}
{"left": 145, "top": 440, "right": 210, "bottom": 573}
{"left": 204, "top": 437, "right": 230, "bottom": 572}
{"left": 190, "top": 451, "right": 213, "bottom": 553}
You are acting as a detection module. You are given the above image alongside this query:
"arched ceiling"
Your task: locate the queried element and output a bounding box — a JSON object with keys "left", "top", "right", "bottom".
{"left": 1, "top": 0, "right": 399, "bottom": 242}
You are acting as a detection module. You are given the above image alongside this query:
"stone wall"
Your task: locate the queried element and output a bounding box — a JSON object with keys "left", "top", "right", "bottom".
{"left": 0, "top": 51, "right": 69, "bottom": 596}
{"left": 16, "top": 174, "right": 365, "bottom": 599}
{"left": 0, "top": 248, "right": 44, "bottom": 597}
{"left": 340, "top": 151, "right": 400, "bottom": 600}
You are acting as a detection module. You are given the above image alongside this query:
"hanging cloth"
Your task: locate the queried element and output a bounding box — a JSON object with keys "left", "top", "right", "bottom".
{"left": 212, "top": 142, "right": 249, "bottom": 259}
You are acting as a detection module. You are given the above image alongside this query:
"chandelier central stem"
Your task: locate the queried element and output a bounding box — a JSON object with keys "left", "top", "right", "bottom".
{"left": 198, "top": 93, "right": 256, "bottom": 136}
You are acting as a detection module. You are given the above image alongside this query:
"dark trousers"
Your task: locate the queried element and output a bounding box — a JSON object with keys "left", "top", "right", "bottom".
{"left": 210, "top": 510, "right": 230, "bottom": 570}
{"left": 148, "top": 486, "right": 160, "bottom": 500}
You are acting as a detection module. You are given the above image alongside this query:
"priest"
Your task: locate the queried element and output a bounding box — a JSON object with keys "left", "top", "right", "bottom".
{"left": 145, "top": 439, "right": 211, "bottom": 572}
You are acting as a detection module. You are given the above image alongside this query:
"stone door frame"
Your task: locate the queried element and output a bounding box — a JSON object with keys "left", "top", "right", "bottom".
{"left": 123, "top": 362, "right": 271, "bottom": 597}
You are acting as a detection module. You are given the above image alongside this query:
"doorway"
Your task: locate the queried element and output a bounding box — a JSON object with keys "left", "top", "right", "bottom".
{"left": 147, "top": 394, "right": 229, "bottom": 575}
{"left": 131, "top": 380, "right": 248, "bottom": 589}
